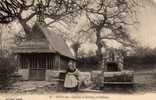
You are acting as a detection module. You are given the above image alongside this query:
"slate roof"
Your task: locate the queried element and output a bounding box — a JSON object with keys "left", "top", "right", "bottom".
{"left": 13, "top": 22, "right": 75, "bottom": 59}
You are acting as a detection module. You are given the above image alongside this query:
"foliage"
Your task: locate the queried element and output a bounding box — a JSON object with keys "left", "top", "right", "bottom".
{"left": 77, "top": 46, "right": 156, "bottom": 71}
{"left": 77, "top": 55, "right": 99, "bottom": 71}
{"left": 125, "top": 46, "right": 156, "bottom": 70}
{"left": 0, "top": 55, "right": 16, "bottom": 90}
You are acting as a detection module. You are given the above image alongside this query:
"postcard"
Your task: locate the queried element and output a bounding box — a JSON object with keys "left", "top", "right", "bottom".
{"left": 0, "top": 0, "right": 156, "bottom": 100}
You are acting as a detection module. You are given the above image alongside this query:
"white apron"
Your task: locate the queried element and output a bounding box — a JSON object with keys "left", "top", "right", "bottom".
{"left": 64, "top": 70, "right": 79, "bottom": 88}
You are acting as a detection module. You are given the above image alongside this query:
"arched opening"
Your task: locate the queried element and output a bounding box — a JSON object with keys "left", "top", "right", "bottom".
{"left": 106, "top": 62, "right": 120, "bottom": 71}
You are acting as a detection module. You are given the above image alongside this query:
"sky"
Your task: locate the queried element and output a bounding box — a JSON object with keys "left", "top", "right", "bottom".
{"left": 131, "top": 0, "right": 156, "bottom": 48}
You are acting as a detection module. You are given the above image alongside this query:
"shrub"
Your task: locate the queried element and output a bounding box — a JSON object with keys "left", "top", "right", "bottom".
{"left": 0, "top": 56, "right": 16, "bottom": 90}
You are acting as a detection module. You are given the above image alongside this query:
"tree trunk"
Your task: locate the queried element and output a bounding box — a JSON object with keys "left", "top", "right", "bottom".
{"left": 0, "top": 28, "right": 2, "bottom": 56}
{"left": 73, "top": 47, "right": 79, "bottom": 67}
{"left": 71, "top": 43, "right": 80, "bottom": 67}
{"left": 19, "top": 19, "right": 32, "bottom": 39}
{"left": 95, "top": 28, "right": 104, "bottom": 69}
{"left": 71, "top": 42, "right": 81, "bottom": 59}
{"left": 75, "top": 50, "right": 78, "bottom": 59}
{"left": 96, "top": 30, "right": 102, "bottom": 54}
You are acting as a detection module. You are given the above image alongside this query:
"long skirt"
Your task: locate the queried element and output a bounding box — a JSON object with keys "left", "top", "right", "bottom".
{"left": 64, "top": 73, "right": 78, "bottom": 88}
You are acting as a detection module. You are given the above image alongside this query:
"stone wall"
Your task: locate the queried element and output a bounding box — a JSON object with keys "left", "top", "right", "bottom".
{"left": 45, "top": 70, "right": 65, "bottom": 82}
{"left": 17, "top": 69, "right": 98, "bottom": 87}
{"left": 79, "top": 72, "right": 92, "bottom": 86}
{"left": 45, "top": 70, "right": 93, "bottom": 86}
{"left": 18, "top": 69, "right": 29, "bottom": 80}
{"left": 102, "top": 48, "right": 125, "bottom": 71}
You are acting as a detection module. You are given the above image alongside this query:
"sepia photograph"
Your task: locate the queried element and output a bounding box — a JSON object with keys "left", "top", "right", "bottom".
{"left": 0, "top": 0, "right": 156, "bottom": 99}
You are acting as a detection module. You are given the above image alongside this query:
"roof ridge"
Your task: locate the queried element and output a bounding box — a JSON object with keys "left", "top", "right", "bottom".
{"left": 35, "top": 23, "right": 57, "bottom": 52}
{"left": 36, "top": 23, "right": 75, "bottom": 59}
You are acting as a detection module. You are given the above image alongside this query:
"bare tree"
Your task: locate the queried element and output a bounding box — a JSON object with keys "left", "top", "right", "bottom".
{"left": 0, "top": 0, "right": 27, "bottom": 23}
{"left": 0, "top": 0, "right": 140, "bottom": 63}
{"left": 51, "top": 24, "right": 92, "bottom": 59}
{"left": 68, "top": 30, "right": 91, "bottom": 59}
{"left": 84, "top": 0, "right": 140, "bottom": 66}
{"left": 0, "top": 0, "right": 86, "bottom": 37}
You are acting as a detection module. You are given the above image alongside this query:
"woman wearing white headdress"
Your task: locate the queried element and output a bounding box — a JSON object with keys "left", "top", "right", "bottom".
{"left": 64, "top": 61, "right": 80, "bottom": 92}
